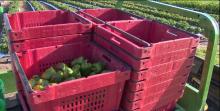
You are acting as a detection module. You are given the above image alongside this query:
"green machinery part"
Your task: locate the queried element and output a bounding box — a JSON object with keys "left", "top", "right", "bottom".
{"left": 0, "top": 79, "right": 6, "bottom": 111}
{"left": 0, "top": 6, "right": 4, "bottom": 29}
{"left": 115, "top": 1, "right": 219, "bottom": 111}
{"left": 0, "top": 6, "right": 3, "bottom": 15}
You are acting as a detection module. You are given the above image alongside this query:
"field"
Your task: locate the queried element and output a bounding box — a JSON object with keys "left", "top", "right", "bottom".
{"left": 0, "top": 2, "right": 219, "bottom": 111}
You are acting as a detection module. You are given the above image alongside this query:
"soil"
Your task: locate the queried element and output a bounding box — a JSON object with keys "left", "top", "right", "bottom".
{"left": 1, "top": 1, "right": 10, "bottom": 8}
{"left": 18, "top": 1, "right": 32, "bottom": 12}
{"left": 0, "top": 55, "right": 11, "bottom": 73}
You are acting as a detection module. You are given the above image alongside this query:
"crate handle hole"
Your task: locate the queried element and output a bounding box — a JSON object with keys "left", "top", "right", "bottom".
{"left": 37, "top": 95, "right": 41, "bottom": 98}
{"left": 181, "top": 82, "right": 186, "bottom": 85}
{"left": 186, "top": 65, "right": 192, "bottom": 68}
{"left": 188, "top": 56, "right": 194, "bottom": 59}
{"left": 178, "top": 89, "right": 183, "bottom": 92}
{"left": 102, "top": 55, "right": 111, "bottom": 63}
{"left": 144, "top": 50, "right": 148, "bottom": 53}
{"left": 183, "top": 73, "right": 188, "bottom": 77}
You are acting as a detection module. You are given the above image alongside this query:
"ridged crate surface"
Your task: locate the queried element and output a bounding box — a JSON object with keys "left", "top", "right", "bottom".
{"left": 95, "top": 20, "right": 199, "bottom": 60}
{"left": 5, "top": 10, "right": 92, "bottom": 41}
{"left": 13, "top": 42, "right": 130, "bottom": 111}
{"left": 11, "top": 34, "right": 91, "bottom": 52}
{"left": 94, "top": 31, "right": 197, "bottom": 70}
{"left": 94, "top": 19, "right": 199, "bottom": 111}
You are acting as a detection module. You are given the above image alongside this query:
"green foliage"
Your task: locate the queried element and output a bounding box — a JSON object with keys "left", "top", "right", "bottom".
{"left": 82, "top": 0, "right": 219, "bottom": 33}
{"left": 8, "top": 1, "right": 19, "bottom": 14}
{"left": 161, "top": 0, "right": 219, "bottom": 15}
{"left": 0, "top": 71, "right": 17, "bottom": 93}
{"left": 29, "top": 57, "right": 105, "bottom": 91}
{"left": 0, "top": 1, "right": 19, "bottom": 53}
{"left": 46, "top": 1, "right": 77, "bottom": 11}
{"left": 79, "top": 0, "right": 203, "bottom": 33}
{"left": 0, "top": 31, "right": 8, "bottom": 54}
{"left": 196, "top": 45, "right": 219, "bottom": 65}
{"left": 31, "top": 1, "right": 47, "bottom": 11}
{"left": 161, "top": 0, "right": 219, "bottom": 22}
{"left": 51, "top": 0, "right": 99, "bottom": 9}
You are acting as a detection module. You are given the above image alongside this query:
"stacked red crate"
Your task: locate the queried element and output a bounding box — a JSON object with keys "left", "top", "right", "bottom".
{"left": 93, "top": 20, "right": 199, "bottom": 111}
{"left": 4, "top": 8, "right": 200, "bottom": 111}
{"left": 4, "top": 10, "right": 92, "bottom": 92}
{"left": 12, "top": 42, "right": 130, "bottom": 111}
{"left": 5, "top": 10, "right": 92, "bottom": 52}
{"left": 5, "top": 10, "right": 131, "bottom": 111}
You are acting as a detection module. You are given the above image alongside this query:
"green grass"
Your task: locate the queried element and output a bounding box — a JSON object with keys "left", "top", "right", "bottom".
{"left": 8, "top": 1, "right": 19, "bottom": 14}
{"left": 160, "top": 0, "right": 219, "bottom": 22}
{"left": 0, "top": 71, "right": 17, "bottom": 94}
{"left": 196, "top": 45, "right": 219, "bottom": 65}
{"left": 31, "top": 1, "right": 48, "bottom": 10}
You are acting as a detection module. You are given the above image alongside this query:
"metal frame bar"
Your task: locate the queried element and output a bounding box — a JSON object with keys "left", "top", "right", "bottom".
{"left": 39, "top": 1, "right": 59, "bottom": 10}
{"left": 26, "top": 0, "right": 36, "bottom": 11}
{"left": 5, "top": 0, "right": 218, "bottom": 110}
{"left": 12, "top": 53, "right": 33, "bottom": 93}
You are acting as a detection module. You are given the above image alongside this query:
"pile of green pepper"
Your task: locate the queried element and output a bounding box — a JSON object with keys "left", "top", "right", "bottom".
{"left": 29, "top": 57, "right": 106, "bottom": 91}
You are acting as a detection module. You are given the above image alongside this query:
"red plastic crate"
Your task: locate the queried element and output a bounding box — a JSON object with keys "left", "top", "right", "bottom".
{"left": 93, "top": 20, "right": 199, "bottom": 111}
{"left": 94, "top": 33, "right": 196, "bottom": 70}
{"left": 5, "top": 10, "right": 92, "bottom": 42}
{"left": 125, "top": 76, "right": 186, "bottom": 101}
{"left": 127, "top": 58, "right": 194, "bottom": 91}
{"left": 94, "top": 20, "right": 199, "bottom": 60}
{"left": 141, "top": 100, "right": 177, "bottom": 111}
{"left": 120, "top": 58, "right": 193, "bottom": 110}
{"left": 10, "top": 34, "right": 91, "bottom": 52}
{"left": 122, "top": 91, "right": 181, "bottom": 111}
{"left": 79, "top": 8, "right": 141, "bottom": 25}
{"left": 130, "top": 57, "right": 194, "bottom": 82}
{"left": 11, "top": 63, "right": 23, "bottom": 91}
{"left": 127, "top": 70, "right": 190, "bottom": 93}
{"left": 12, "top": 42, "right": 130, "bottom": 111}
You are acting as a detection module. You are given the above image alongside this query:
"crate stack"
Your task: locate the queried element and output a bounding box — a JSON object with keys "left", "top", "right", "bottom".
{"left": 4, "top": 10, "right": 130, "bottom": 111}
{"left": 78, "top": 9, "right": 199, "bottom": 111}
{"left": 4, "top": 8, "right": 200, "bottom": 111}
{"left": 5, "top": 10, "right": 92, "bottom": 91}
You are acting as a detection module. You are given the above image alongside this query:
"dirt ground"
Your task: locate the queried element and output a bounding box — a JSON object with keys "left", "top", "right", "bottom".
{"left": 18, "top": 1, "right": 33, "bottom": 12}
{"left": 0, "top": 55, "right": 11, "bottom": 73}
{"left": 18, "top": 1, "right": 26, "bottom": 12}
{"left": 1, "top": 1, "right": 10, "bottom": 7}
